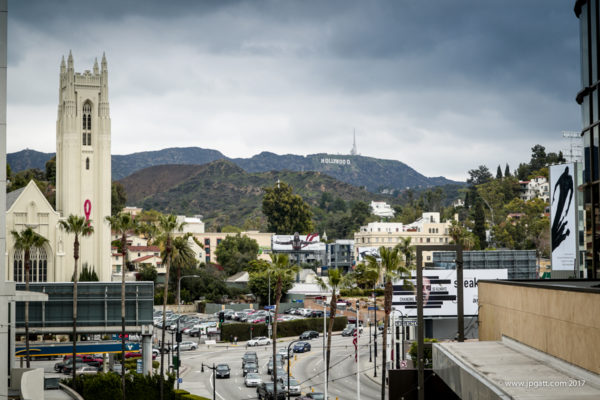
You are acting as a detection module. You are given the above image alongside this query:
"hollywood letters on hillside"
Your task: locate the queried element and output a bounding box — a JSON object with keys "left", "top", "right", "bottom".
{"left": 550, "top": 163, "right": 577, "bottom": 271}
{"left": 392, "top": 269, "right": 507, "bottom": 317}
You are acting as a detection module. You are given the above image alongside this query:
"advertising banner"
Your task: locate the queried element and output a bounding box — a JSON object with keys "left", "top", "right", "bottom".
{"left": 391, "top": 269, "right": 507, "bottom": 317}
{"left": 550, "top": 163, "right": 577, "bottom": 271}
{"left": 271, "top": 233, "right": 322, "bottom": 251}
{"left": 356, "top": 246, "right": 380, "bottom": 261}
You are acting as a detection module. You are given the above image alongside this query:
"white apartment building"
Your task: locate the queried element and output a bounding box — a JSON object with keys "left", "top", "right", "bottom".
{"left": 370, "top": 201, "right": 395, "bottom": 218}
{"left": 354, "top": 212, "right": 452, "bottom": 265}
{"left": 519, "top": 176, "right": 550, "bottom": 203}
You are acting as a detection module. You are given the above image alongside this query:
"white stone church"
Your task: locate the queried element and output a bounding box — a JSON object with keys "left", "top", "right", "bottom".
{"left": 4, "top": 52, "right": 112, "bottom": 282}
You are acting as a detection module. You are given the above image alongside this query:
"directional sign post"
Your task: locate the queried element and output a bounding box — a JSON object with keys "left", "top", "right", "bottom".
{"left": 264, "top": 305, "right": 275, "bottom": 310}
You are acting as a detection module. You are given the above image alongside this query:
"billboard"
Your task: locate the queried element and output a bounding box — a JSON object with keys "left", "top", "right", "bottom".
{"left": 356, "top": 246, "right": 380, "bottom": 261}
{"left": 391, "top": 269, "right": 507, "bottom": 317}
{"left": 271, "top": 233, "right": 323, "bottom": 252}
{"left": 550, "top": 163, "right": 577, "bottom": 271}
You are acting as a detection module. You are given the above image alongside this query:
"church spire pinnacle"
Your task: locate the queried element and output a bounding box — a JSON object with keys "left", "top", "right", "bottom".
{"left": 60, "top": 55, "right": 65, "bottom": 73}
{"left": 101, "top": 52, "right": 107, "bottom": 70}
{"left": 93, "top": 57, "right": 99, "bottom": 75}
{"left": 67, "top": 50, "right": 73, "bottom": 70}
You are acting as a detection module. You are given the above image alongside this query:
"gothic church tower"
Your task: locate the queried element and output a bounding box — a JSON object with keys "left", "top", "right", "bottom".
{"left": 56, "top": 52, "right": 111, "bottom": 281}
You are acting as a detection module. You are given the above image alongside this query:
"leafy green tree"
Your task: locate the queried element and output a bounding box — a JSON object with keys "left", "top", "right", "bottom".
{"left": 472, "top": 199, "right": 487, "bottom": 249}
{"left": 467, "top": 165, "right": 493, "bottom": 185}
{"left": 11, "top": 227, "right": 48, "bottom": 367}
{"left": 262, "top": 181, "right": 313, "bottom": 234}
{"left": 448, "top": 220, "right": 476, "bottom": 250}
{"left": 247, "top": 259, "right": 294, "bottom": 305}
{"left": 496, "top": 165, "right": 503, "bottom": 180}
{"left": 111, "top": 182, "right": 127, "bottom": 216}
{"left": 78, "top": 264, "right": 99, "bottom": 281}
{"left": 215, "top": 234, "right": 259, "bottom": 276}
{"left": 504, "top": 163, "right": 511, "bottom": 178}
{"left": 137, "top": 264, "right": 158, "bottom": 283}
{"left": 176, "top": 264, "right": 230, "bottom": 303}
{"left": 153, "top": 214, "right": 185, "bottom": 400}
{"left": 492, "top": 198, "right": 549, "bottom": 254}
{"left": 45, "top": 156, "right": 56, "bottom": 186}
{"left": 59, "top": 214, "right": 94, "bottom": 386}
{"left": 344, "top": 262, "right": 379, "bottom": 289}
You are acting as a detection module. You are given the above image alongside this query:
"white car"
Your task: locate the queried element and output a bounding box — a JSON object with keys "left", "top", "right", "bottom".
{"left": 279, "top": 377, "right": 301, "bottom": 396}
{"left": 247, "top": 336, "right": 272, "bottom": 346}
{"left": 174, "top": 341, "right": 197, "bottom": 351}
{"left": 245, "top": 372, "right": 262, "bottom": 387}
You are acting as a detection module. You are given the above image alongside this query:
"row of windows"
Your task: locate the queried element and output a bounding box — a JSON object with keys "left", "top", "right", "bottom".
{"left": 13, "top": 248, "right": 48, "bottom": 283}
{"left": 360, "top": 236, "right": 449, "bottom": 244}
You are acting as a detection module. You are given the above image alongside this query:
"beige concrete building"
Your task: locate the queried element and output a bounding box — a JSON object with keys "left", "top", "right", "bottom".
{"left": 354, "top": 212, "right": 452, "bottom": 264}
{"left": 187, "top": 231, "right": 273, "bottom": 264}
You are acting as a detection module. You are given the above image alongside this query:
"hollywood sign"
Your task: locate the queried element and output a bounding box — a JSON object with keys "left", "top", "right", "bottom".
{"left": 321, "top": 158, "right": 351, "bottom": 165}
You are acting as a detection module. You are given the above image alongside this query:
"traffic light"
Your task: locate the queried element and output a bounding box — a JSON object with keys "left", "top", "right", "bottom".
{"left": 265, "top": 314, "right": 270, "bottom": 324}
{"left": 176, "top": 332, "right": 182, "bottom": 343}
{"left": 173, "top": 355, "right": 180, "bottom": 370}
{"left": 218, "top": 311, "right": 225, "bottom": 323}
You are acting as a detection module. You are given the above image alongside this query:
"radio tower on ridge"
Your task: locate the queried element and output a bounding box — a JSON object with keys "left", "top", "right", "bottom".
{"left": 350, "top": 129, "right": 358, "bottom": 155}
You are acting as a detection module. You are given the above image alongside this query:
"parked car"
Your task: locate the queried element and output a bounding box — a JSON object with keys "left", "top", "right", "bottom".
{"left": 245, "top": 372, "right": 262, "bottom": 387}
{"left": 54, "top": 356, "right": 82, "bottom": 373}
{"left": 63, "top": 360, "right": 89, "bottom": 375}
{"left": 278, "top": 377, "right": 301, "bottom": 396}
{"left": 299, "top": 331, "right": 319, "bottom": 340}
{"left": 248, "top": 336, "right": 272, "bottom": 346}
{"left": 309, "top": 310, "right": 324, "bottom": 318}
{"left": 341, "top": 327, "right": 357, "bottom": 337}
{"left": 257, "top": 382, "right": 286, "bottom": 400}
{"left": 215, "top": 364, "right": 230, "bottom": 379}
{"left": 75, "top": 365, "right": 98, "bottom": 375}
{"left": 243, "top": 361, "right": 259, "bottom": 376}
{"left": 293, "top": 342, "right": 311, "bottom": 353}
{"left": 174, "top": 341, "right": 197, "bottom": 351}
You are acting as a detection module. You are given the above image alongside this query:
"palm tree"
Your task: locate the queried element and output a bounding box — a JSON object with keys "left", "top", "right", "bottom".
{"left": 11, "top": 227, "right": 48, "bottom": 368}
{"left": 265, "top": 253, "right": 299, "bottom": 400}
{"left": 59, "top": 215, "right": 94, "bottom": 387}
{"left": 316, "top": 267, "right": 344, "bottom": 380}
{"left": 169, "top": 233, "right": 198, "bottom": 307}
{"left": 368, "top": 246, "right": 411, "bottom": 399}
{"left": 106, "top": 212, "right": 139, "bottom": 399}
{"left": 154, "top": 214, "right": 185, "bottom": 400}
{"left": 449, "top": 220, "right": 476, "bottom": 250}
{"left": 396, "top": 237, "right": 415, "bottom": 270}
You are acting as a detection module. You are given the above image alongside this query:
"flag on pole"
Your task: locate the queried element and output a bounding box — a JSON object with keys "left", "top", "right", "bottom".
{"left": 353, "top": 330, "right": 358, "bottom": 362}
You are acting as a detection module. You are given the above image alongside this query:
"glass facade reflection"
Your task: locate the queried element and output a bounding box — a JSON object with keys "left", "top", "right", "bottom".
{"left": 576, "top": 0, "right": 600, "bottom": 278}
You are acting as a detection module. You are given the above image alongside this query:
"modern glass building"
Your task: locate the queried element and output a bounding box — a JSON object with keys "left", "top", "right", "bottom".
{"left": 576, "top": 0, "right": 600, "bottom": 279}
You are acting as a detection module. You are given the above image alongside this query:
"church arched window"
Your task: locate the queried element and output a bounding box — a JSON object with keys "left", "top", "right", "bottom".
{"left": 13, "top": 247, "right": 48, "bottom": 282}
{"left": 83, "top": 101, "right": 92, "bottom": 146}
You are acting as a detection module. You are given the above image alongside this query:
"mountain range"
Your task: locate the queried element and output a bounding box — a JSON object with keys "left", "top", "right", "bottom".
{"left": 7, "top": 147, "right": 461, "bottom": 194}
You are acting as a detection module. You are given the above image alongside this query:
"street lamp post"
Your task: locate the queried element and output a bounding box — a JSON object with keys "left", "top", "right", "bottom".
{"left": 176, "top": 274, "right": 200, "bottom": 389}
{"left": 373, "top": 291, "right": 377, "bottom": 378}
{"left": 201, "top": 363, "right": 217, "bottom": 400}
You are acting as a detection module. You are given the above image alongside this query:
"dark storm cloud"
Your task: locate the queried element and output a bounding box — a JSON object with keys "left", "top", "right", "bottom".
{"left": 5, "top": 0, "right": 581, "bottom": 180}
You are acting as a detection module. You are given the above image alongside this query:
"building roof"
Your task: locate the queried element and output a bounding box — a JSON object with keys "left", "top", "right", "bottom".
{"left": 226, "top": 271, "right": 249, "bottom": 283}
{"left": 128, "top": 245, "right": 160, "bottom": 252}
{"left": 6, "top": 187, "right": 26, "bottom": 210}
{"left": 131, "top": 254, "right": 161, "bottom": 263}
{"left": 434, "top": 337, "right": 600, "bottom": 399}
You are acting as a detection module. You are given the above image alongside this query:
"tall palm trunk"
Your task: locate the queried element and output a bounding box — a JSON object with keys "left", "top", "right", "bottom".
{"left": 272, "top": 276, "right": 282, "bottom": 399}
{"left": 24, "top": 251, "right": 30, "bottom": 368}
{"left": 121, "top": 232, "right": 127, "bottom": 400}
{"left": 72, "top": 236, "right": 79, "bottom": 387}
{"left": 160, "top": 238, "right": 171, "bottom": 400}
{"left": 382, "top": 278, "right": 393, "bottom": 400}
{"left": 326, "top": 293, "right": 337, "bottom": 375}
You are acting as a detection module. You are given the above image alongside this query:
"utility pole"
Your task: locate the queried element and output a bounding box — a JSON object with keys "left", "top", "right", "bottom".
{"left": 356, "top": 300, "right": 361, "bottom": 400}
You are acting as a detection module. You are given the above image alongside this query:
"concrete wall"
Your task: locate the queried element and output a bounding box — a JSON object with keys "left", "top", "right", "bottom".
{"left": 478, "top": 281, "right": 600, "bottom": 374}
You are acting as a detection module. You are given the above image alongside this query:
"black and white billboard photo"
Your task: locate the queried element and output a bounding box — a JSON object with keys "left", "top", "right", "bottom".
{"left": 550, "top": 163, "right": 577, "bottom": 271}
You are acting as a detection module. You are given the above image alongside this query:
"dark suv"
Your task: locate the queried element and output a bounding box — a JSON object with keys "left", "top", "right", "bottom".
{"left": 257, "top": 382, "right": 286, "bottom": 400}
{"left": 242, "top": 351, "right": 258, "bottom": 368}
{"left": 299, "top": 330, "right": 319, "bottom": 340}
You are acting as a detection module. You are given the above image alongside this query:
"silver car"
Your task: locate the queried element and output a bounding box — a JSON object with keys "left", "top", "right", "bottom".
{"left": 174, "top": 341, "right": 197, "bottom": 351}
{"left": 245, "top": 372, "right": 262, "bottom": 387}
{"left": 279, "top": 377, "right": 301, "bottom": 396}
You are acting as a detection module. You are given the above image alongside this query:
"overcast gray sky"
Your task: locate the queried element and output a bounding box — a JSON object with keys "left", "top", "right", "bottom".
{"left": 7, "top": 0, "right": 581, "bottom": 181}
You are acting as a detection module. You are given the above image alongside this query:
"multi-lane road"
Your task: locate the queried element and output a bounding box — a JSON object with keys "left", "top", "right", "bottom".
{"left": 179, "top": 334, "right": 384, "bottom": 399}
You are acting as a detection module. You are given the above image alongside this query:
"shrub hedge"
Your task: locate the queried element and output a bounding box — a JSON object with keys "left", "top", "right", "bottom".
{"left": 339, "top": 288, "right": 384, "bottom": 297}
{"left": 221, "top": 316, "right": 348, "bottom": 341}
{"left": 67, "top": 371, "right": 177, "bottom": 400}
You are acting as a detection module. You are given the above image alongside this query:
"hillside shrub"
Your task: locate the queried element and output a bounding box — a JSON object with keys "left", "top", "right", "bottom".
{"left": 409, "top": 338, "right": 438, "bottom": 368}
{"left": 221, "top": 316, "right": 348, "bottom": 341}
